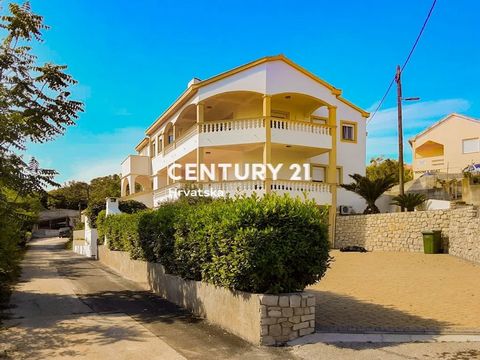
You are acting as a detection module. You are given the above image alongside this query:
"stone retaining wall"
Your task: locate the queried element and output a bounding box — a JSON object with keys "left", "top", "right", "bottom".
{"left": 335, "top": 206, "right": 480, "bottom": 264}
{"left": 97, "top": 245, "right": 315, "bottom": 346}
{"left": 260, "top": 294, "right": 315, "bottom": 345}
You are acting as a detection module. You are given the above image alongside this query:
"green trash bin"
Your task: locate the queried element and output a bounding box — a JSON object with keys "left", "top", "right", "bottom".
{"left": 422, "top": 230, "right": 442, "bottom": 254}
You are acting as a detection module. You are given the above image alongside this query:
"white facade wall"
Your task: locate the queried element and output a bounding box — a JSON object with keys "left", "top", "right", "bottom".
{"left": 123, "top": 58, "right": 367, "bottom": 210}
{"left": 197, "top": 64, "right": 267, "bottom": 101}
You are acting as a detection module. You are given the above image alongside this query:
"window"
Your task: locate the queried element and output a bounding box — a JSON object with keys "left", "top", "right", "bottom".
{"left": 462, "top": 138, "right": 479, "bottom": 154}
{"left": 149, "top": 141, "right": 156, "bottom": 158}
{"left": 340, "top": 121, "right": 357, "bottom": 143}
{"left": 310, "top": 165, "right": 343, "bottom": 184}
{"left": 311, "top": 165, "right": 326, "bottom": 182}
{"left": 271, "top": 110, "right": 289, "bottom": 119}
{"left": 311, "top": 115, "right": 327, "bottom": 125}
{"left": 168, "top": 134, "right": 174, "bottom": 144}
{"left": 157, "top": 139, "right": 163, "bottom": 155}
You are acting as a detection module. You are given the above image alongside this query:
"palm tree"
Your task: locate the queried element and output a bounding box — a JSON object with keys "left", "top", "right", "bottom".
{"left": 391, "top": 193, "right": 426, "bottom": 212}
{"left": 341, "top": 174, "right": 396, "bottom": 214}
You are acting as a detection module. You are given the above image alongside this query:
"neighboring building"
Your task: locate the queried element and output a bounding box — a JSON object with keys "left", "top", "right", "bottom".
{"left": 33, "top": 208, "right": 80, "bottom": 238}
{"left": 409, "top": 113, "right": 480, "bottom": 179}
{"left": 120, "top": 55, "right": 369, "bottom": 213}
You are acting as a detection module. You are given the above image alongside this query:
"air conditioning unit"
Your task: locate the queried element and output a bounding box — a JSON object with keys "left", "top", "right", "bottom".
{"left": 339, "top": 205, "right": 355, "bottom": 215}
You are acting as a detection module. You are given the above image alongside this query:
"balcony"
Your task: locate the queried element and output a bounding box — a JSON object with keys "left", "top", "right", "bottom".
{"left": 153, "top": 180, "right": 332, "bottom": 207}
{"left": 198, "top": 118, "right": 266, "bottom": 147}
{"left": 414, "top": 155, "right": 445, "bottom": 173}
{"left": 152, "top": 118, "right": 332, "bottom": 173}
{"left": 121, "top": 154, "right": 151, "bottom": 176}
{"left": 270, "top": 119, "right": 332, "bottom": 148}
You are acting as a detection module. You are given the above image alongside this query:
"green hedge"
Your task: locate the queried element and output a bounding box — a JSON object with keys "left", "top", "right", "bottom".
{"left": 118, "top": 200, "right": 148, "bottom": 214}
{"left": 99, "top": 194, "right": 331, "bottom": 294}
{"left": 137, "top": 203, "right": 180, "bottom": 271}
{"left": 96, "top": 210, "right": 106, "bottom": 244}
{"left": 99, "top": 211, "right": 144, "bottom": 256}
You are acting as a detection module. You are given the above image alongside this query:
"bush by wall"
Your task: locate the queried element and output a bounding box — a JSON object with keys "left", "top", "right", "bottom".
{"left": 137, "top": 203, "right": 181, "bottom": 270}
{"left": 119, "top": 200, "right": 148, "bottom": 214}
{"left": 84, "top": 202, "right": 105, "bottom": 227}
{"left": 96, "top": 210, "right": 106, "bottom": 244}
{"left": 99, "top": 211, "right": 144, "bottom": 255}
{"left": 100, "top": 194, "right": 331, "bottom": 294}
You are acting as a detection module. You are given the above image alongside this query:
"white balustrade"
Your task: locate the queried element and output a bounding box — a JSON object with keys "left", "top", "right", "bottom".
{"left": 153, "top": 180, "right": 331, "bottom": 206}
{"left": 270, "top": 119, "right": 330, "bottom": 135}
{"left": 199, "top": 118, "right": 265, "bottom": 133}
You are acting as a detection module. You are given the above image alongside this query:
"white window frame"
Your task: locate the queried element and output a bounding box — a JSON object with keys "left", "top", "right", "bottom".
{"left": 462, "top": 138, "right": 480, "bottom": 154}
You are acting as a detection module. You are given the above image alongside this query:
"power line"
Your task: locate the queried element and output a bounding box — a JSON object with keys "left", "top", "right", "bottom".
{"left": 367, "top": 0, "right": 438, "bottom": 125}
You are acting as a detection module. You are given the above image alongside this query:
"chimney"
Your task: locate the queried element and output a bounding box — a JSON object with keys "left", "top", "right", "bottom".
{"left": 188, "top": 77, "right": 201, "bottom": 88}
{"left": 105, "top": 197, "right": 121, "bottom": 216}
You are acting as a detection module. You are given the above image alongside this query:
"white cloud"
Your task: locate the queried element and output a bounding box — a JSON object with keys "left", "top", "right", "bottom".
{"left": 68, "top": 157, "right": 123, "bottom": 183}
{"left": 367, "top": 98, "right": 471, "bottom": 133}
{"left": 64, "top": 126, "right": 145, "bottom": 182}
{"left": 367, "top": 135, "right": 413, "bottom": 161}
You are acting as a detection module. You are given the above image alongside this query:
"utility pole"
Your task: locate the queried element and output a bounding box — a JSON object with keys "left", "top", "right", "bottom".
{"left": 395, "top": 65, "right": 405, "bottom": 204}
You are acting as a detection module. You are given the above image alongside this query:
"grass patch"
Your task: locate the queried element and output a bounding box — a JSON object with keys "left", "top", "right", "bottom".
{"left": 64, "top": 237, "right": 73, "bottom": 250}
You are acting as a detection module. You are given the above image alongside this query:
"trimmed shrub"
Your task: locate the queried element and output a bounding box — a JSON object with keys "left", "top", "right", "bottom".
{"left": 100, "top": 194, "right": 331, "bottom": 294}
{"left": 84, "top": 201, "right": 104, "bottom": 227}
{"left": 137, "top": 202, "right": 185, "bottom": 270}
{"left": 119, "top": 200, "right": 148, "bottom": 214}
{"left": 96, "top": 210, "right": 106, "bottom": 244}
{"left": 101, "top": 211, "right": 144, "bottom": 255}
{"left": 174, "top": 195, "right": 331, "bottom": 293}
{"left": 173, "top": 200, "right": 224, "bottom": 280}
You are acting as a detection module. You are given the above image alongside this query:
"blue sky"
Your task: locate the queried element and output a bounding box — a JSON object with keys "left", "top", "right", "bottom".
{"left": 11, "top": 0, "right": 480, "bottom": 183}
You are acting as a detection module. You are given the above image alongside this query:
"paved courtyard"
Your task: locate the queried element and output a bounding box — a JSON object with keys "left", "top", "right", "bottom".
{"left": 308, "top": 250, "right": 480, "bottom": 333}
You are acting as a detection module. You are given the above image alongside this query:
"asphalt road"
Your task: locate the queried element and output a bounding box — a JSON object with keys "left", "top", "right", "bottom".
{"left": 0, "top": 237, "right": 290, "bottom": 359}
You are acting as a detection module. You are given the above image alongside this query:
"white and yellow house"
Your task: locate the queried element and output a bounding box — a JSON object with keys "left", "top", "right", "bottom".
{"left": 120, "top": 55, "right": 369, "bottom": 215}
{"left": 409, "top": 113, "right": 480, "bottom": 179}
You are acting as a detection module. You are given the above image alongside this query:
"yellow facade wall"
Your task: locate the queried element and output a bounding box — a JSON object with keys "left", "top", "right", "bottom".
{"left": 411, "top": 115, "right": 480, "bottom": 178}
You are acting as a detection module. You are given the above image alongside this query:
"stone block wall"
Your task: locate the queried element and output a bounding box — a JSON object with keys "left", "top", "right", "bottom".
{"left": 448, "top": 207, "right": 480, "bottom": 263}
{"left": 259, "top": 293, "right": 315, "bottom": 346}
{"left": 98, "top": 245, "right": 316, "bottom": 346}
{"left": 335, "top": 206, "right": 480, "bottom": 265}
{"left": 335, "top": 209, "right": 451, "bottom": 252}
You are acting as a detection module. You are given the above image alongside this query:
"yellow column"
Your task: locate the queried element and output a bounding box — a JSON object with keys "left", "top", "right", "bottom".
{"left": 196, "top": 102, "right": 205, "bottom": 125}
{"left": 160, "top": 132, "right": 165, "bottom": 156}
{"left": 327, "top": 105, "right": 338, "bottom": 246}
{"left": 263, "top": 95, "right": 272, "bottom": 193}
{"left": 172, "top": 124, "right": 177, "bottom": 149}
{"left": 196, "top": 103, "right": 205, "bottom": 186}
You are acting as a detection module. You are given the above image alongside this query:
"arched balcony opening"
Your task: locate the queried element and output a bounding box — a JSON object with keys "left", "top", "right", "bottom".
{"left": 175, "top": 104, "right": 197, "bottom": 138}
{"left": 415, "top": 140, "right": 445, "bottom": 159}
{"left": 271, "top": 92, "right": 329, "bottom": 122}
{"left": 201, "top": 91, "right": 264, "bottom": 122}
{"left": 163, "top": 122, "right": 175, "bottom": 148}
{"left": 134, "top": 175, "right": 152, "bottom": 193}
{"left": 121, "top": 177, "right": 130, "bottom": 196}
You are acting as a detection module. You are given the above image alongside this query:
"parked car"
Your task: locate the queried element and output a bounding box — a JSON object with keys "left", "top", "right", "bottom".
{"left": 58, "top": 227, "right": 72, "bottom": 238}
